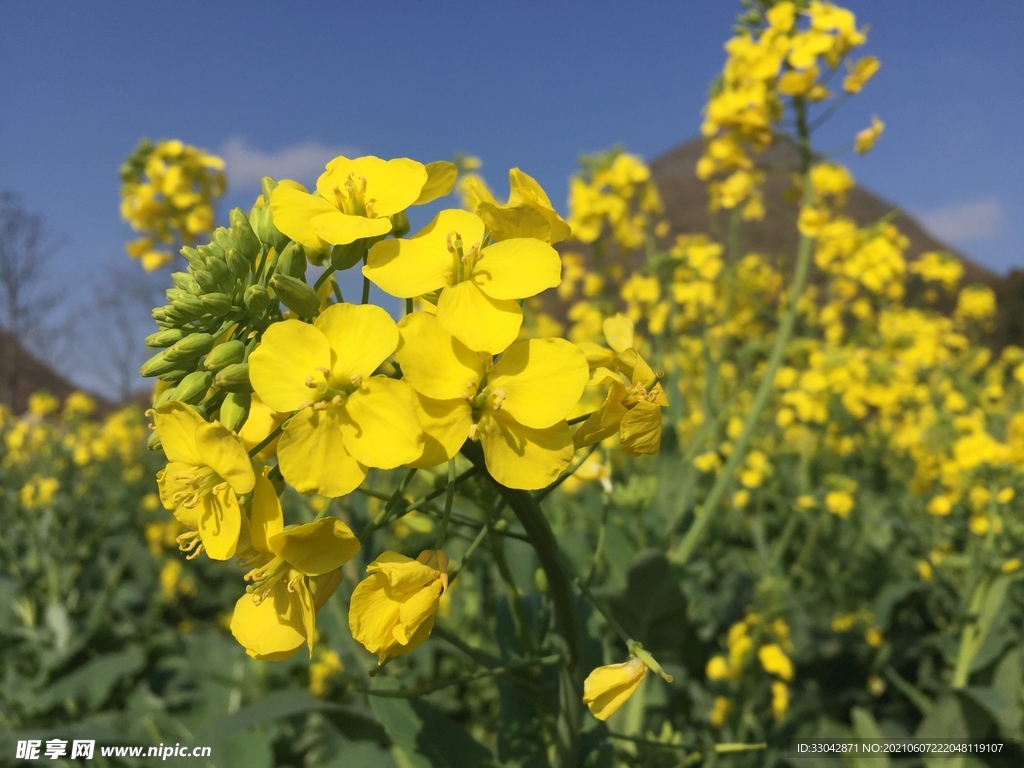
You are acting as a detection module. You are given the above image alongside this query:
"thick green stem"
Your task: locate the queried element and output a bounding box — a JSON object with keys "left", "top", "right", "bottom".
{"left": 670, "top": 103, "right": 816, "bottom": 567}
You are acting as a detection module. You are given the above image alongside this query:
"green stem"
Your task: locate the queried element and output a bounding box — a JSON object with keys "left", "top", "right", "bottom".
{"left": 534, "top": 443, "right": 600, "bottom": 502}
{"left": 361, "top": 275, "right": 371, "bottom": 305}
{"left": 670, "top": 101, "right": 816, "bottom": 568}
{"left": 358, "top": 468, "right": 417, "bottom": 541}
{"left": 313, "top": 264, "right": 337, "bottom": 291}
{"left": 247, "top": 422, "right": 285, "bottom": 458}
{"left": 357, "top": 466, "right": 479, "bottom": 540}
{"left": 352, "top": 655, "right": 562, "bottom": 698}
{"left": 434, "top": 459, "right": 456, "bottom": 550}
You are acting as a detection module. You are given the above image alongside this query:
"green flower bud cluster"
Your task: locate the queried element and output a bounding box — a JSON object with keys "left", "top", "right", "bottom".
{"left": 140, "top": 175, "right": 335, "bottom": 430}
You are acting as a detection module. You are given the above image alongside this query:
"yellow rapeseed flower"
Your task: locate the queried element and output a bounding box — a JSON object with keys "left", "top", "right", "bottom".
{"left": 758, "top": 644, "right": 794, "bottom": 681}
{"left": 249, "top": 303, "right": 424, "bottom": 497}
{"left": 395, "top": 312, "right": 589, "bottom": 490}
{"left": 854, "top": 116, "right": 885, "bottom": 154}
{"left": 349, "top": 550, "right": 449, "bottom": 665}
{"left": 582, "top": 656, "right": 647, "bottom": 721}
{"left": 365, "top": 209, "right": 561, "bottom": 354}
{"left": 154, "top": 402, "right": 255, "bottom": 560}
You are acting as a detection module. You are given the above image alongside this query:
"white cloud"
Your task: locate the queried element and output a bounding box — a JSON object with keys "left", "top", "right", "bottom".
{"left": 919, "top": 199, "right": 1005, "bottom": 244}
{"left": 219, "top": 136, "right": 357, "bottom": 188}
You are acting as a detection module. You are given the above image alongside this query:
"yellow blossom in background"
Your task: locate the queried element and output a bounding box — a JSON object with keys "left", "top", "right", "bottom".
{"left": 758, "top": 644, "right": 794, "bottom": 681}
{"left": 854, "top": 116, "right": 885, "bottom": 153}
{"left": 460, "top": 167, "right": 571, "bottom": 244}
{"left": 955, "top": 285, "right": 997, "bottom": 324}
{"left": 582, "top": 656, "right": 647, "bottom": 721}
{"left": 349, "top": 550, "right": 449, "bottom": 665}
{"left": 825, "top": 490, "right": 854, "bottom": 518}
{"left": 843, "top": 56, "right": 880, "bottom": 93}
{"left": 917, "top": 560, "right": 934, "bottom": 581}
{"left": 309, "top": 649, "right": 344, "bottom": 697}
{"left": 709, "top": 696, "right": 732, "bottom": 727}
{"left": 771, "top": 681, "right": 789, "bottom": 720}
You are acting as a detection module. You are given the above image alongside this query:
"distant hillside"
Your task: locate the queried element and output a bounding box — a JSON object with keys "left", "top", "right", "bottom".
{"left": 0, "top": 331, "right": 112, "bottom": 415}
{"left": 560, "top": 137, "right": 1024, "bottom": 348}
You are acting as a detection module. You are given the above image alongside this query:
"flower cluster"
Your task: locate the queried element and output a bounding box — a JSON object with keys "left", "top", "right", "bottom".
{"left": 120, "top": 139, "right": 226, "bottom": 270}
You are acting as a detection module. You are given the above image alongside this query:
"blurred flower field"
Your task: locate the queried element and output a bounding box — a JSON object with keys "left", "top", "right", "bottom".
{"left": 2, "top": 2, "right": 1023, "bottom": 767}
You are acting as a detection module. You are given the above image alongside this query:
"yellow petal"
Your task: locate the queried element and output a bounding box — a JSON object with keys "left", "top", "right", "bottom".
{"left": 471, "top": 238, "right": 561, "bottom": 300}
{"left": 348, "top": 573, "right": 400, "bottom": 659}
{"left": 318, "top": 156, "right": 427, "bottom": 217}
{"left": 269, "top": 185, "right": 337, "bottom": 249}
{"left": 198, "top": 487, "right": 242, "bottom": 560}
{"left": 195, "top": 421, "right": 255, "bottom": 494}
{"left": 154, "top": 402, "right": 204, "bottom": 465}
{"left": 364, "top": 209, "right": 484, "bottom": 298}
{"left": 277, "top": 406, "right": 367, "bottom": 497}
{"left": 313, "top": 303, "right": 398, "bottom": 383}
{"left": 477, "top": 409, "right": 574, "bottom": 490}
{"left": 230, "top": 582, "right": 305, "bottom": 661}
{"left": 250, "top": 468, "right": 283, "bottom": 554}
{"left": 394, "top": 580, "right": 443, "bottom": 645}
{"left": 507, "top": 168, "right": 572, "bottom": 243}
{"left": 409, "top": 394, "right": 473, "bottom": 469}
{"left": 312, "top": 210, "right": 392, "bottom": 245}
{"left": 269, "top": 518, "right": 360, "bottom": 576}
{"left": 339, "top": 378, "right": 424, "bottom": 469}
{"left": 239, "top": 393, "right": 287, "bottom": 461}
{"left": 582, "top": 657, "right": 647, "bottom": 721}
{"left": 489, "top": 339, "right": 589, "bottom": 429}
{"left": 602, "top": 314, "right": 635, "bottom": 353}
{"left": 414, "top": 161, "right": 458, "bottom": 204}
{"left": 619, "top": 400, "right": 663, "bottom": 455}
{"left": 157, "top": 461, "right": 195, "bottom": 511}
{"left": 616, "top": 348, "right": 656, "bottom": 388}
{"left": 437, "top": 280, "right": 522, "bottom": 354}
{"left": 476, "top": 201, "right": 551, "bottom": 242}
{"left": 250, "top": 320, "right": 331, "bottom": 412}
{"left": 573, "top": 382, "right": 629, "bottom": 448}
{"left": 395, "top": 312, "right": 483, "bottom": 401}
{"left": 292, "top": 573, "right": 317, "bottom": 656}
{"left": 367, "top": 551, "right": 440, "bottom": 593}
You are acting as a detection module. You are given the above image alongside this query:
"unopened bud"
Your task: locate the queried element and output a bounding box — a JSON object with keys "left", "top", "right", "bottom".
{"left": 158, "top": 363, "right": 196, "bottom": 382}
{"left": 165, "top": 332, "right": 215, "bottom": 363}
{"left": 231, "top": 208, "right": 261, "bottom": 260}
{"left": 147, "top": 429, "right": 163, "bottom": 451}
{"left": 198, "top": 243, "right": 225, "bottom": 263}
{"left": 165, "top": 288, "right": 186, "bottom": 303}
{"left": 215, "top": 363, "right": 250, "bottom": 392}
{"left": 204, "top": 339, "right": 245, "bottom": 371}
{"left": 153, "top": 385, "right": 177, "bottom": 407}
{"left": 276, "top": 241, "right": 307, "bottom": 280}
{"left": 172, "top": 294, "right": 205, "bottom": 320}
{"left": 225, "top": 247, "right": 249, "bottom": 278}
{"left": 260, "top": 176, "right": 279, "bottom": 205}
{"left": 201, "top": 293, "right": 233, "bottom": 317}
{"left": 244, "top": 284, "right": 271, "bottom": 315}
{"left": 180, "top": 246, "right": 204, "bottom": 268}
{"left": 140, "top": 351, "right": 180, "bottom": 378}
{"left": 145, "top": 328, "right": 186, "bottom": 348}
{"left": 219, "top": 390, "right": 251, "bottom": 432}
{"left": 191, "top": 267, "right": 217, "bottom": 292}
{"left": 270, "top": 274, "right": 321, "bottom": 318}
{"left": 331, "top": 239, "right": 368, "bottom": 271}
{"left": 205, "top": 256, "right": 230, "bottom": 286}
{"left": 174, "top": 371, "right": 213, "bottom": 404}
{"left": 171, "top": 272, "right": 202, "bottom": 295}
{"left": 211, "top": 227, "right": 231, "bottom": 252}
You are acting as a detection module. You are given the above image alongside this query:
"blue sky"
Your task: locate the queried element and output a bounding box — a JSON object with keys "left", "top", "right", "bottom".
{"left": 1, "top": 1, "right": 1022, "bottom": 390}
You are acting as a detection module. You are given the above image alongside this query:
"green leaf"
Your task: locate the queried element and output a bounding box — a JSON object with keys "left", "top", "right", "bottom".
{"left": 991, "top": 646, "right": 1023, "bottom": 736}
{"left": 370, "top": 686, "right": 498, "bottom": 768}
{"left": 33, "top": 646, "right": 146, "bottom": 713}
{"left": 849, "top": 707, "right": 889, "bottom": 768}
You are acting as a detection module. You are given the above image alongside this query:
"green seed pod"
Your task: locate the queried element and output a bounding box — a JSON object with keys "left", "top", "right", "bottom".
{"left": 331, "top": 239, "right": 368, "bottom": 271}
{"left": 215, "top": 363, "right": 250, "bottom": 392}
{"left": 192, "top": 269, "right": 218, "bottom": 293}
{"left": 140, "top": 351, "right": 179, "bottom": 377}
{"left": 225, "top": 247, "right": 249, "bottom": 279}
{"left": 147, "top": 429, "right": 163, "bottom": 451}
{"left": 219, "top": 390, "right": 251, "bottom": 432}
{"left": 201, "top": 293, "right": 233, "bottom": 317}
{"left": 174, "top": 371, "right": 213, "bottom": 405}
{"left": 165, "top": 332, "right": 215, "bottom": 363}
{"left": 251, "top": 203, "right": 271, "bottom": 245}
{"left": 204, "top": 339, "right": 245, "bottom": 371}
{"left": 171, "top": 272, "right": 202, "bottom": 294}
{"left": 276, "top": 241, "right": 307, "bottom": 280}
{"left": 153, "top": 385, "right": 177, "bottom": 407}
{"left": 231, "top": 208, "right": 261, "bottom": 261}
{"left": 145, "top": 328, "right": 186, "bottom": 348}
{"left": 244, "top": 284, "right": 271, "bottom": 315}
{"left": 172, "top": 294, "right": 205, "bottom": 320}
{"left": 270, "top": 274, "right": 321, "bottom": 318}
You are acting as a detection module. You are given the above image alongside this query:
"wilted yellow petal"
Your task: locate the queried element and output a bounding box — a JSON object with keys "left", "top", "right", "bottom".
{"left": 582, "top": 657, "right": 647, "bottom": 721}
{"left": 230, "top": 582, "right": 305, "bottom": 661}
{"left": 414, "top": 161, "right": 458, "bottom": 204}
{"left": 476, "top": 201, "right": 551, "bottom": 242}
{"left": 619, "top": 400, "right": 662, "bottom": 455}
{"left": 573, "top": 382, "right": 629, "bottom": 448}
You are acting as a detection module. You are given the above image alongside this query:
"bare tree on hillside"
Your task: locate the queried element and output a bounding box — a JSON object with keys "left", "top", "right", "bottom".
{"left": 0, "top": 192, "right": 67, "bottom": 408}
{"left": 94, "top": 267, "right": 165, "bottom": 402}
